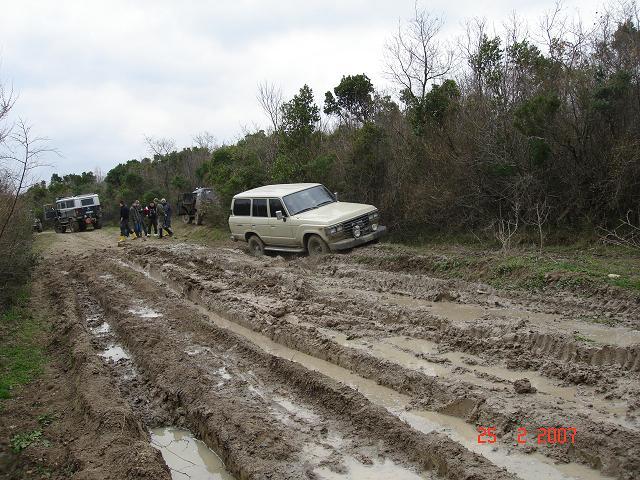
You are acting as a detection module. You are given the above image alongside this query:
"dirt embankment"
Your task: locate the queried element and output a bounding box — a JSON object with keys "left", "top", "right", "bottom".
{"left": 3, "top": 230, "right": 639, "bottom": 480}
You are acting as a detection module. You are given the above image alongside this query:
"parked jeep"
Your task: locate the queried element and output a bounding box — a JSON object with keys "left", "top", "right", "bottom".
{"left": 177, "top": 187, "right": 218, "bottom": 225}
{"left": 44, "top": 193, "right": 102, "bottom": 233}
{"left": 228, "top": 183, "right": 386, "bottom": 256}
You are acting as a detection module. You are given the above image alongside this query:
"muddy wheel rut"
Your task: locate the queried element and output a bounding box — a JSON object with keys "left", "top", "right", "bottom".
{"left": 20, "top": 235, "right": 640, "bottom": 480}
{"left": 113, "top": 242, "right": 638, "bottom": 479}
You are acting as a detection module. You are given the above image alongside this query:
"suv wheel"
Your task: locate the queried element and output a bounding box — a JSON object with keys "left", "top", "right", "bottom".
{"left": 307, "top": 234, "right": 330, "bottom": 256}
{"left": 247, "top": 235, "right": 265, "bottom": 256}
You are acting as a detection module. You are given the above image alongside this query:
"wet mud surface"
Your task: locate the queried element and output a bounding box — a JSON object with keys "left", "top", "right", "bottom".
{"left": 3, "top": 232, "right": 639, "bottom": 479}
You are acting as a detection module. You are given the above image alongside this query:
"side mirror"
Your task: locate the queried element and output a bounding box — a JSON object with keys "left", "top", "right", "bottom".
{"left": 276, "top": 210, "right": 284, "bottom": 221}
{"left": 334, "top": 192, "right": 339, "bottom": 201}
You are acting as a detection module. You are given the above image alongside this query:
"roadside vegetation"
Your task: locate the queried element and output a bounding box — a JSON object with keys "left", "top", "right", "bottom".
{"left": 359, "top": 240, "right": 640, "bottom": 298}
{"left": 26, "top": 1, "right": 640, "bottom": 255}
{"left": 0, "top": 288, "right": 46, "bottom": 402}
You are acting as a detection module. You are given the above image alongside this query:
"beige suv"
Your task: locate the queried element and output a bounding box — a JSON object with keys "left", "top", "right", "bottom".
{"left": 229, "top": 183, "right": 386, "bottom": 255}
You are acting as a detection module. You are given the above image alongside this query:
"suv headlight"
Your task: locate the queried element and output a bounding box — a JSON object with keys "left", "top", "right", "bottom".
{"left": 368, "top": 211, "right": 379, "bottom": 221}
{"left": 325, "top": 224, "right": 344, "bottom": 236}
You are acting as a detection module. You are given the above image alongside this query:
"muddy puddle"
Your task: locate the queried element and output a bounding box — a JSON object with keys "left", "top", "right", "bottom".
{"left": 384, "top": 336, "right": 632, "bottom": 427}
{"left": 330, "top": 287, "right": 640, "bottom": 347}
{"left": 383, "top": 292, "right": 640, "bottom": 346}
{"left": 315, "top": 456, "right": 428, "bottom": 479}
{"left": 128, "top": 306, "right": 163, "bottom": 318}
{"left": 90, "top": 322, "right": 111, "bottom": 334}
{"left": 318, "top": 329, "right": 632, "bottom": 428}
{"left": 150, "top": 427, "right": 235, "bottom": 480}
{"left": 120, "top": 258, "right": 617, "bottom": 479}
{"left": 98, "top": 344, "right": 130, "bottom": 362}
{"left": 402, "top": 411, "right": 615, "bottom": 480}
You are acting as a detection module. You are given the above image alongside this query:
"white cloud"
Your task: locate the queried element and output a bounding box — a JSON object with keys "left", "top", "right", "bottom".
{"left": 0, "top": 0, "right": 603, "bottom": 181}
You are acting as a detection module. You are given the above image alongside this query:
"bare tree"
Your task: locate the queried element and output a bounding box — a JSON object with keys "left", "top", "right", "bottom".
{"left": 0, "top": 82, "right": 16, "bottom": 145}
{"left": 492, "top": 202, "right": 520, "bottom": 253}
{"left": 384, "top": 5, "right": 454, "bottom": 102}
{"left": 257, "top": 81, "right": 283, "bottom": 133}
{"left": 192, "top": 131, "right": 218, "bottom": 152}
{"left": 0, "top": 119, "right": 54, "bottom": 242}
{"left": 144, "top": 135, "right": 176, "bottom": 157}
{"left": 524, "top": 199, "right": 552, "bottom": 251}
{"left": 600, "top": 210, "right": 640, "bottom": 250}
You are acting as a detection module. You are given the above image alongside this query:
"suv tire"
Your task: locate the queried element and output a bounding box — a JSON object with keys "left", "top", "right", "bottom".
{"left": 247, "top": 235, "right": 265, "bottom": 256}
{"left": 307, "top": 234, "right": 330, "bottom": 256}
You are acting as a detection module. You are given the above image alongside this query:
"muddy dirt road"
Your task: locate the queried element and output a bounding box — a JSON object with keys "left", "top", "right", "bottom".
{"left": 3, "top": 230, "right": 639, "bottom": 479}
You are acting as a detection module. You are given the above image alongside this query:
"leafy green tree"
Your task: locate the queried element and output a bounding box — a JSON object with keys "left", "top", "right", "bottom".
{"left": 324, "top": 74, "right": 374, "bottom": 124}
{"left": 281, "top": 85, "right": 320, "bottom": 147}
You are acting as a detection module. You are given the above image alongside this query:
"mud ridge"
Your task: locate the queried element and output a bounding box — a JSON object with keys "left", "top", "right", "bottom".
{"left": 79, "top": 261, "right": 521, "bottom": 480}
{"left": 50, "top": 269, "right": 170, "bottom": 479}
{"left": 122, "top": 251, "right": 640, "bottom": 479}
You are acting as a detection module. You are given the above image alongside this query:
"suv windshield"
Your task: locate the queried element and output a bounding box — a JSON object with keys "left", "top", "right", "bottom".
{"left": 283, "top": 185, "right": 335, "bottom": 216}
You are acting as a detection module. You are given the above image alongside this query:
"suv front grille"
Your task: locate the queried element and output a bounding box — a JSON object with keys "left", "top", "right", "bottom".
{"left": 342, "top": 214, "right": 372, "bottom": 237}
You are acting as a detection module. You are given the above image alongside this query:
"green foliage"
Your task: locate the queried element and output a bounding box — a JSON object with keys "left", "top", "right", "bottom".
{"left": 199, "top": 144, "right": 267, "bottom": 208}
{"left": 324, "top": 74, "right": 374, "bottom": 123}
{"left": 470, "top": 35, "right": 504, "bottom": 93}
{"left": 0, "top": 292, "right": 45, "bottom": 400}
{"left": 402, "top": 80, "right": 461, "bottom": 134}
{"left": 37, "top": 412, "right": 58, "bottom": 427}
{"left": 513, "top": 93, "right": 561, "bottom": 137}
{"left": 592, "top": 70, "right": 631, "bottom": 113}
{"left": 528, "top": 137, "right": 552, "bottom": 166}
{"left": 10, "top": 430, "right": 44, "bottom": 452}
{"left": 281, "top": 84, "right": 320, "bottom": 148}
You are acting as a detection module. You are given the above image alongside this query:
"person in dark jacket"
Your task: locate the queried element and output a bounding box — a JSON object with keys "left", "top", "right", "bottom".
{"left": 146, "top": 201, "right": 157, "bottom": 236}
{"left": 130, "top": 200, "right": 144, "bottom": 239}
{"left": 119, "top": 200, "right": 130, "bottom": 241}
{"left": 159, "top": 198, "right": 174, "bottom": 237}
{"left": 156, "top": 198, "right": 165, "bottom": 238}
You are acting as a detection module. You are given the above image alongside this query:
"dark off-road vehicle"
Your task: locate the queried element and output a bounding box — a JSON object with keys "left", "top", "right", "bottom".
{"left": 44, "top": 193, "right": 103, "bottom": 233}
{"left": 177, "top": 187, "right": 218, "bottom": 225}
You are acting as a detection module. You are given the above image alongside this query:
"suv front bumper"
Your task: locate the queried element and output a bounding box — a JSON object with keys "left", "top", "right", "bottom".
{"left": 329, "top": 225, "right": 387, "bottom": 251}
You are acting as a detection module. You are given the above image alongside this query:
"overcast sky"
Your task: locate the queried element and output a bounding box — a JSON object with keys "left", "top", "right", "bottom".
{"left": 1, "top": 0, "right": 602, "bottom": 182}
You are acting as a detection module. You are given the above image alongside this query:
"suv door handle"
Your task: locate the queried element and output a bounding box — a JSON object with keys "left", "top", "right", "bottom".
{"left": 251, "top": 224, "right": 256, "bottom": 227}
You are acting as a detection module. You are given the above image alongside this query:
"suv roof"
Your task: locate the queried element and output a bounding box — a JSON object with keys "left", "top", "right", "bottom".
{"left": 56, "top": 193, "right": 99, "bottom": 202}
{"left": 234, "top": 183, "right": 321, "bottom": 199}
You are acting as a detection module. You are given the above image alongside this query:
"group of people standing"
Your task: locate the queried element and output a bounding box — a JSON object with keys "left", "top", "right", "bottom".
{"left": 119, "top": 198, "right": 173, "bottom": 242}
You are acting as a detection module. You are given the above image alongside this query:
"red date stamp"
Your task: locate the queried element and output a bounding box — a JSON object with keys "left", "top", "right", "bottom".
{"left": 477, "top": 426, "right": 576, "bottom": 445}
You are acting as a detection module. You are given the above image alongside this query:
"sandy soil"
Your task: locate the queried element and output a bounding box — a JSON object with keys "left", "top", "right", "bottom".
{"left": 2, "top": 229, "right": 639, "bottom": 479}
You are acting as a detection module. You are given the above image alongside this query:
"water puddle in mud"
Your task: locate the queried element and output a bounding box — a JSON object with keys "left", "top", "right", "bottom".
{"left": 126, "top": 259, "right": 615, "bottom": 480}
{"left": 273, "top": 395, "right": 321, "bottom": 423}
{"left": 384, "top": 336, "right": 632, "bottom": 427}
{"left": 98, "top": 344, "right": 130, "bottom": 362}
{"left": 315, "top": 456, "right": 427, "bottom": 479}
{"left": 128, "top": 306, "right": 163, "bottom": 318}
{"left": 150, "top": 427, "right": 235, "bottom": 480}
{"left": 216, "top": 367, "right": 232, "bottom": 380}
{"left": 383, "top": 292, "right": 640, "bottom": 347}
{"left": 402, "top": 410, "right": 614, "bottom": 480}
{"left": 331, "top": 286, "right": 640, "bottom": 347}
{"left": 90, "top": 322, "right": 111, "bottom": 335}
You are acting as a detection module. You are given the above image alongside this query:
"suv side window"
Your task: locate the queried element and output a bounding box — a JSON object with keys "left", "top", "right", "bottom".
{"left": 269, "top": 198, "right": 287, "bottom": 217}
{"left": 252, "top": 199, "right": 268, "bottom": 217}
{"left": 233, "top": 198, "right": 251, "bottom": 216}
